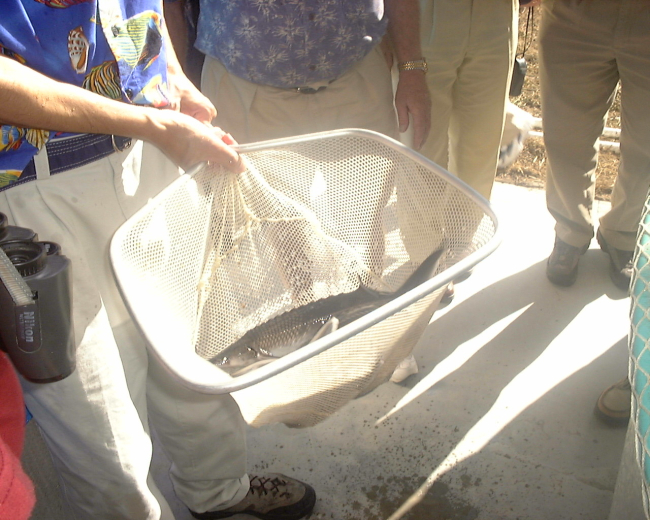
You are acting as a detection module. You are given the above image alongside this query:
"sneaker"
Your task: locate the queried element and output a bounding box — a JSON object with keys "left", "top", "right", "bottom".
{"left": 189, "top": 474, "right": 316, "bottom": 520}
{"left": 596, "top": 229, "right": 633, "bottom": 291}
{"left": 390, "top": 354, "right": 419, "bottom": 383}
{"left": 546, "top": 236, "right": 589, "bottom": 286}
{"left": 594, "top": 377, "right": 631, "bottom": 426}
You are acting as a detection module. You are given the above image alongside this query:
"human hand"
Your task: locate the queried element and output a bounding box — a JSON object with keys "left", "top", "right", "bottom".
{"left": 394, "top": 71, "right": 431, "bottom": 151}
{"left": 166, "top": 71, "right": 217, "bottom": 124}
{"left": 148, "top": 109, "right": 244, "bottom": 173}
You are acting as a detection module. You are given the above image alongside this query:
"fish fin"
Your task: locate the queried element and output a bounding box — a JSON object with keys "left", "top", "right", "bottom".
{"left": 396, "top": 245, "right": 447, "bottom": 295}
{"left": 310, "top": 317, "right": 339, "bottom": 342}
{"left": 356, "top": 246, "right": 447, "bottom": 298}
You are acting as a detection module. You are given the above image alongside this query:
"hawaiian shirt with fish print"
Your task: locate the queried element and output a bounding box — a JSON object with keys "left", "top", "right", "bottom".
{"left": 195, "top": 0, "right": 388, "bottom": 89}
{"left": 0, "top": 0, "right": 171, "bottom": 191}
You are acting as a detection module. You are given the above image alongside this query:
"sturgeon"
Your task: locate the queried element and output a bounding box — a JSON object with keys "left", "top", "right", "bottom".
{"left": 211, "top": 247, "right": 446, "bottom": 376}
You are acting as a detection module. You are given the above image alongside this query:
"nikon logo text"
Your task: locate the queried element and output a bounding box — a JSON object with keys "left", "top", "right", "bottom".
{"left": 14, "top": 305, "right": 41, "bottom": 354}
{"left": 20, "top": 311, "right": 35, "bottom": 342}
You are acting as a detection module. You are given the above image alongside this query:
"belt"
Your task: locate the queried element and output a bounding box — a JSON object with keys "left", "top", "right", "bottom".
{"left": 293, "top": 86, "right": 327, "bottom": 94}
{"left": 22, "top": 133, "right": 132, "bottom": 178}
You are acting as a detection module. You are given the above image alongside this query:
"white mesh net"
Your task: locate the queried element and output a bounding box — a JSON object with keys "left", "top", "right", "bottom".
{"left": 111, "top": 130, "right": 498, "bottom": 427}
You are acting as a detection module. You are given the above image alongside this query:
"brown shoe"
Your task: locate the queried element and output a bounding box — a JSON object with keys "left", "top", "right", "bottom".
{"left": 546, "top": 236, "right": 589, "bottom": 287}
{"left": 596, "top": 229, "right": 633, "bottom": 291}
{"left": 189, "top": 474, "right": 316, "bottom": 520}
{"left": 594, "top": 377, "right": 631, "bottom": 426}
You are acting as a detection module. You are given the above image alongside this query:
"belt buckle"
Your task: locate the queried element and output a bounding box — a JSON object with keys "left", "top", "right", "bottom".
{"left": 294, "top": 86, "right": 326, "bottom": 94}
{"left": 111, "top": 135, "right": 132, "bottom": 153}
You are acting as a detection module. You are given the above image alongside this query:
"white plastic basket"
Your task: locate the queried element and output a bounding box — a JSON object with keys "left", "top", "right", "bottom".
{"left": 110, "top": 129, "right": 500, "bottom": 427}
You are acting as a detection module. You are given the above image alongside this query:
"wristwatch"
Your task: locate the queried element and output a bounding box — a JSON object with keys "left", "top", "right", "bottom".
{"left": 397, "top": 58, "right": 428, "bottom": 73}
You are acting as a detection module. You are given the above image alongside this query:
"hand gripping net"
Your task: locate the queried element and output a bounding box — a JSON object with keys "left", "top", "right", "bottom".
{"left": 111, "top": 130, "right": 499, "bottom": 427}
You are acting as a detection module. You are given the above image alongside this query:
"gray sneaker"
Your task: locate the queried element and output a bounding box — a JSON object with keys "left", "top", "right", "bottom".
{"left": 596, "top": 229, "right": 633, "bottom": 291}
{"left": 189, "top": 474, "right": 316, "bottom": 520}
{"left": 546, "top": 236, "right": 589, "bottom": 286}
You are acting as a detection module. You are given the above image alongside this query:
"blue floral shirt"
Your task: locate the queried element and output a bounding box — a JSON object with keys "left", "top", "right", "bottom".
{"left": 0, "top": 0, "right": 172, "bottom": 190}
{"left": 195, "top": 0, "right": 388, "bottom": 89}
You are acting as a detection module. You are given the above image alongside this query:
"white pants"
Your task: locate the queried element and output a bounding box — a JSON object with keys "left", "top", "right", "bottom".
{"left": 540, "top": 0, "right": 650, "bottom": 251}
{"left": 419, "top": 0, "right": 518, "bottom": 199}
{"left": 0, "top": 141, "right": 248, "bottom": 519}
{"left": 201, "top": 46, "right": 399, "bottom": 145}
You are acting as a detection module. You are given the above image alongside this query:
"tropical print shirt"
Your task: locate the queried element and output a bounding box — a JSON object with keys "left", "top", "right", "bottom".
{"left": 0, "top": 0, "right": 171, "bottom": 190}
{"left": 195, "top": 0, "right": 387, "bottom": 89}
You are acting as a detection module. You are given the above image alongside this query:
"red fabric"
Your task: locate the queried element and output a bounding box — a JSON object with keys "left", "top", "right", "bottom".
{"left": 0, "top": 352, "right": 35, "bottom": 520}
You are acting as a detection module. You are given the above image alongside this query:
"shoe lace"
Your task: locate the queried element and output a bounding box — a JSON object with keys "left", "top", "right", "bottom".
{"left": 248, "top": 475, "right": 291, "bottom": 499}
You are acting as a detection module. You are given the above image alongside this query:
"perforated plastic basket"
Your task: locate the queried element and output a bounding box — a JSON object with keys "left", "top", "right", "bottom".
{"left": 110, "top": 129, "right": 500, "bottom": 427}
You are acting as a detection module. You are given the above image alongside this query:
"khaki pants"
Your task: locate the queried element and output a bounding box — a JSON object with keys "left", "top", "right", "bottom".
{"left": 419, "top": 0, "right": 518, "bottom": 199}
{"left": 540, "top": 0, "right": 650, "bottom": 251}
{"left": 201, "top": 46, "right": 399, "bottom": 145}
{"left": 1, "top": 142, "right": 248, "bottom": 519}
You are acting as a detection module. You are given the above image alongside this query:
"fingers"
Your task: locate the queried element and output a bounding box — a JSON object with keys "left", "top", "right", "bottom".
{"left": 411, "top": 114, "right": 431, "bottom": 151}
{"left": 394, "top": 73, "right": 432, "bottom": 149}
{"left": 165, "top": 97, "right": 182, "bottom": 113}
{"left": 190, "top": 98, "right": 217, "bottom": 124}
{"left": 208, "top": 126, "right": 238, "bottom": 146}
{"left": 176, "top": 82, "right": 217, "bottom": 123}
{"left": 408, "top": 103, "right": 431, "bottom": 150}
{"left": 396, "top": 100, "right": 431, "bottom": 149}
{"left": 206, "top": 127, "right": 244, "bottom": 173}
{"left": 226, "top": 153, "right": 246, "bottom": 174}
{"left": 221, "top": 132, "right": 238, "bottom": 146}
{"left": 396, "top": 104, "right": 410, "bottom": 134}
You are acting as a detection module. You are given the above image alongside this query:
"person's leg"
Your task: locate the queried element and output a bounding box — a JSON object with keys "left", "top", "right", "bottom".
{"left": 539, "top": 0, "right": 620, "bottom": 249}
{"left": 146, "top": 355, "right": 249, "bottom": 514}
{"left": 539, "top": 0, "right": 621, "bottom": 286}
{"left": 115, "top": 143, "right": 252, "bottom": 513}
{"left": 137, "top": 146, "right": 317, "bottom": 520}
{"left": 418, "top": 0, "right": 468, "bottom": 171}
{"left": 598, "top": 0, "right": 650, "bottom": 252}
{"left": 0, "top": 144, "right": 179, "bottom": 520}
{"left": 594, "top": 0, "right": 650, "bottom": 289}
{"left": 448, "top": 0, "right": 517, "bottom": 200}
{"left": 417, "top": 0, "right": 474, "bottom": 307}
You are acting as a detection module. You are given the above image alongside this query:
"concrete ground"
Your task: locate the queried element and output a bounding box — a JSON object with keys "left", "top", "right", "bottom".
{"left": 23, "top": 182, "right": 636, "bottom": 520}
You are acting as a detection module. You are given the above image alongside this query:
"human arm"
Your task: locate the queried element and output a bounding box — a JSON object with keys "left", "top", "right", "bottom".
{"left": 0, "top": 55, "right": 239, "bottom": 171}
{"left": 161, "top": 5, "right": 217, "bottom": 124}
{"left": 384, "top": 0, "right": 431, "bottom": 150}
